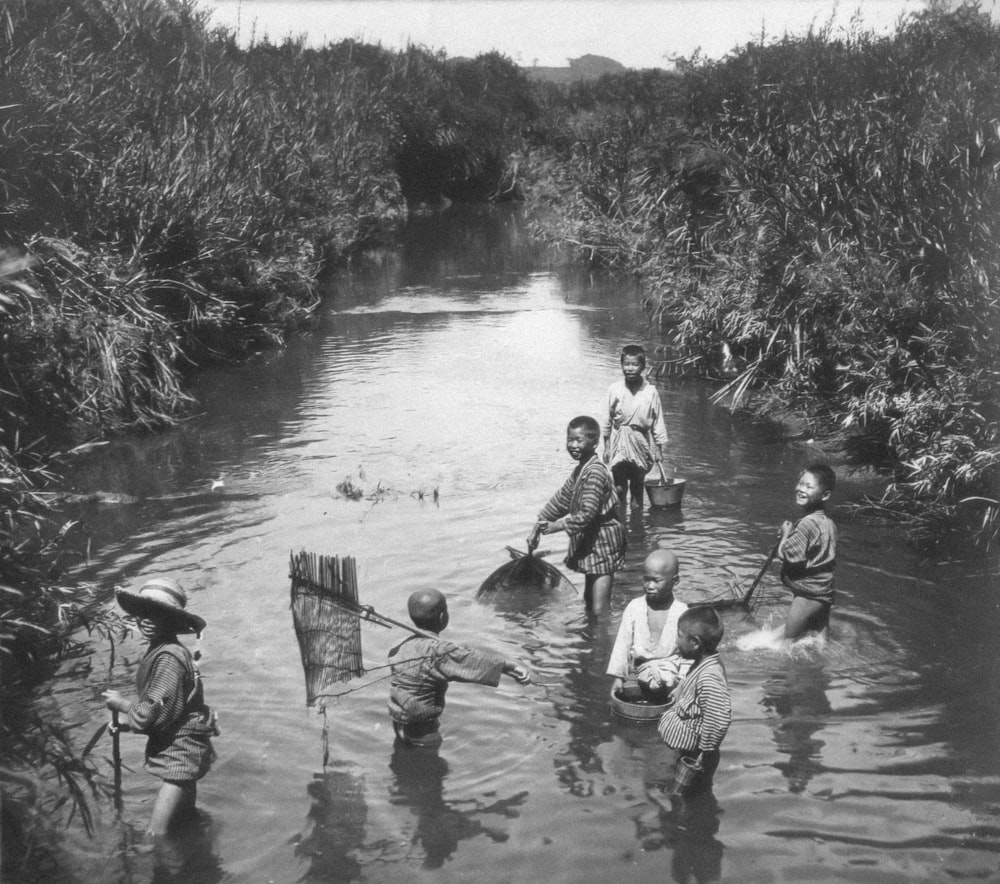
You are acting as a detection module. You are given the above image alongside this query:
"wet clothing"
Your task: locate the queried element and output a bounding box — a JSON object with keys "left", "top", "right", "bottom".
{"left": 388, "top": 635, "right": 506, "bottom": 735}
{"left": 780, "top": 509, "right": 837, "bottom": 604}
{"left": 606, "top": 596, "right": 690, "bottom": 685}
{"left": 126, "top": 639, "right": 216, "bottom": 782}
{"left": 392, "top": 718, "right": 442, "bottom": 747}
{"left": 538, "top": 454, "right": 626, "bottom": 576}
{"left": 657, "top": 653, "right": 731, "bottom": 755}
{"left": 603, "top": 378, "right": 668, "bottom": 473}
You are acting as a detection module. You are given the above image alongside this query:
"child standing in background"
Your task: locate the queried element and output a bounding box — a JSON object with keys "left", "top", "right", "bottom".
{"left": 778, "top": 463, "right": 838, "bottom": 641}
{"left": 529, "top": 415, "right": 626, "bottom": 614}
{"left": 603, "top": 344, "right": 669, "bottom": 510}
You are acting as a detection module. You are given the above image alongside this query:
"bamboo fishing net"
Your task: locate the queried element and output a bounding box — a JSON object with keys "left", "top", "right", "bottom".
{"left": 290, "top": 551, "right": 365, "bottom": 706}
{"left": 477, "top": 546, "right": 576, "bottom": 597}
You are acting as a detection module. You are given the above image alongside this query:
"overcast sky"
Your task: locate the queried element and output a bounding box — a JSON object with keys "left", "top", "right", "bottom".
{"left": 201, "top": 0, "right": 939, "bottom": 68}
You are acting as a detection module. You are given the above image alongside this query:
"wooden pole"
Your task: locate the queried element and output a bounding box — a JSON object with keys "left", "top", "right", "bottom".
{"left": 110, "top": 709, "right": 122, "bottom": 815}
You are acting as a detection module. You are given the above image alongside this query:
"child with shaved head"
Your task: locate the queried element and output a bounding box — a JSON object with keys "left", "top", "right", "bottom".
{"left": 607, "top": 549, "right": 690, "bottom": 703}
{"left": 388, "top": 589, "right": 530, "bottom": 746}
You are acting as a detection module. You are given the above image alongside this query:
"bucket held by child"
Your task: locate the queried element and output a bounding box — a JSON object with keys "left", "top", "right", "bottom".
{"left": 669, "top": 753, "right": 705, "bottom": 796}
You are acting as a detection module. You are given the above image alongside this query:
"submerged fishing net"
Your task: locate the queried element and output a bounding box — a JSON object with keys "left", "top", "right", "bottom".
{"left": 290, "top": 551, "right": 365, "bottom": 705}
{"left": 477, "top": 546, "right": 576, "bottom": 597}
{"left": 689, "top": 580, "right": 785, "bottom": 616}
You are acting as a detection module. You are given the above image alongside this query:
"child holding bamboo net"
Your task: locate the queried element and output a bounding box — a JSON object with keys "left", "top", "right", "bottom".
{"left": 388, "top": 589, "right": 530, "bottom": 747}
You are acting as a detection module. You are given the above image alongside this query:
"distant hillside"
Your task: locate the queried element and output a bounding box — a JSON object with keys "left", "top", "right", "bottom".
{"left": 524, "top": 53, "right": 629, "bottom": 83}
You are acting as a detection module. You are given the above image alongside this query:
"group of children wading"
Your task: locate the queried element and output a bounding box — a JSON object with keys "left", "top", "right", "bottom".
{"left": 105, "top": 344, "right": 838, "bottom": 838}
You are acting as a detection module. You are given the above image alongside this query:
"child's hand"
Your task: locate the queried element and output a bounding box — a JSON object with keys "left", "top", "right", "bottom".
{"left": 102, "top": 690, "right": 126, "bottom": 713}
{"left": 505, "top": 662, "right": 531, "bottom": 685}
{"left": 610, "top": 676, "right": 624, "bottom": 697}
{"left": 527, "top": 524, "right": 542, "bottom": 551}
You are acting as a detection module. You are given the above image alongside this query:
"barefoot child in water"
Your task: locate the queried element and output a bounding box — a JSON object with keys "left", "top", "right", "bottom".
{"left": 388, "top": 589, "right": 531, "bottom": 747}
{"left": 607, "top": 549, "right": 690, "bottom": 703}
{"left": 103, "top": 578, "right": 217, "bottom": 839}
{"left": 602, "top": 344, "right": 669, "bottom": 510}
{"left": 528, "top": 415, "right": 627, "bottom": 614}
{"left": 778, "top": 463, "right": 838, "bottom": 641}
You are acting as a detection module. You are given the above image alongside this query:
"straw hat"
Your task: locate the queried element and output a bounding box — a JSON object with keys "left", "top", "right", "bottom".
{"left": 115, "top": 577, "right": 206, "bottom": 636}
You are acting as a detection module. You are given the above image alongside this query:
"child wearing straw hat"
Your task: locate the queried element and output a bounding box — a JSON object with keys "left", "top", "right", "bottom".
{"left": 103, "top": 577, "right": 217, "bottom": 838}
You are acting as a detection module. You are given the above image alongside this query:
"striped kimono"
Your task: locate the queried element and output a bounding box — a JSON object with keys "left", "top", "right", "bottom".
{"left": 657, "top": 653, "right": 731, "bottom": 754}
{"left": 388, "top": 636, "right": 505, "bottom": 726}
{"left": 603, "top": 378, "right": 668, "bottom": 473}
{"left": 127, "top": 639, "right": 216, "bottom": 782}
{"left": 538, "top": 454, "right": 626, "bottom": 575}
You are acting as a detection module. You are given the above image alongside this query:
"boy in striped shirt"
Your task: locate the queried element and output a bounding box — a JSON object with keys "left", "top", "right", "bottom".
{"left": 657, "top": 607, "right": 731, "bottom": 788}
{"left": 778, "top": 463, "right": 837, "bottom": 641}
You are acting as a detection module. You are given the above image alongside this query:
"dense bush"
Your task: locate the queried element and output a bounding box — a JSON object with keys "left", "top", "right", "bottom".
{"left": 526, "top": 4, "right": 1000, "bottom": 550}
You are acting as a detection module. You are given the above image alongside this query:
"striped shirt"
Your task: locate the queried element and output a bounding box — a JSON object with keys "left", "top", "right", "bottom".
{"left": 780, "top": 509, "right": 837, "bottom": 602}
{"left": 538, "top": 454, "right": 626, "bottom": 575}
{"left": 128, "top": 640, "right": 215, "bottom": 781}
{"left": 388, "top": 635, "right": 506, "bottom": 725}
{"left": 657, "top": 653, "right": 731, "bottom": 753}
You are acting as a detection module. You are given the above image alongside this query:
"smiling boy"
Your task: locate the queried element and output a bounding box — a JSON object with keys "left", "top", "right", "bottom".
{"left": 528, "top": 415, "right": 626, "bottom": 614}
{"left": 777, "top": 463, "right": 838, "bottom": 641}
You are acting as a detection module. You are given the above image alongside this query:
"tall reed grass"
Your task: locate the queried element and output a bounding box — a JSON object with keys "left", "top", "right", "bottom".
{"left": 0, "top": 0, "right": 538, "bottom": 862}
{"left": 526, "top": 3, "right": 1000, "bottom": 550}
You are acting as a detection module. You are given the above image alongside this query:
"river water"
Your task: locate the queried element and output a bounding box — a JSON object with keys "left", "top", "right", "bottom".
{"left": 48, "top": 208, "right": 999, "bottom": 883}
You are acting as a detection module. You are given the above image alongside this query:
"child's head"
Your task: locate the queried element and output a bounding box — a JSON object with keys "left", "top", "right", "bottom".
{"left": 566, "top": 415, "right": 601, "bottom": 460}
{"left": 676, "top": 606, "right": 724, "bottom": 658}
{"left": 408, "top": 589, "right": 449, "bottom": 632}
{"left": 115, "top": 577, "right": 206, "bottom": 639}
{"left": 620, "top": 345, "right": 646, "bottom": 380}
{"left": 620, "top": 344, "right": 646, "bottom": 370}
{"left": 795, "top": 463, "right": 836, "bottom": 510}
{"left": 642, "top": 548, "right": 679, "bottom": 607}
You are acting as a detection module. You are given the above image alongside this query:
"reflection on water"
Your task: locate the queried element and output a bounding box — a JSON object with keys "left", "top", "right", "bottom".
{"left": 49, "top": 206, "right": 1000, "bottom": 883}
{"left": 763, "top": 660, "right": 831, "bottom": 794}
{"left": 294, "top": 766, "right": 366, "bottom": 881}
{"left": 389, "top": 742, "right": 528, "bottom": 869}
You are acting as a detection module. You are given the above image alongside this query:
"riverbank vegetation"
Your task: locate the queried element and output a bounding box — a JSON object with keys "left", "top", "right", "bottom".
{"left": 1, "top": 0, "right": 537, "bottom": 871}
{"left": 525, "top": 3, "right": 1000, "bottom": 553}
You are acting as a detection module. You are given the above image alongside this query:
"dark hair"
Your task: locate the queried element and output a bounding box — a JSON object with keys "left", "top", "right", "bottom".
{"left": 567, "top": 415, "right": 601, "bottom": 441}
{"left": 804, "top": 463, "right": 836, "bottom": 494}
{"left": 679, "top": 606, "right": 724, "bottom": 653}
{"left": 620, "top": 344, "right": 646, "bottom": 369}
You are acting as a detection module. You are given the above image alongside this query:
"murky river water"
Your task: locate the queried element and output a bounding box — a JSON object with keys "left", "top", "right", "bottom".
{"left": 46, "top": 208, "right": 999, "bottom": 883}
